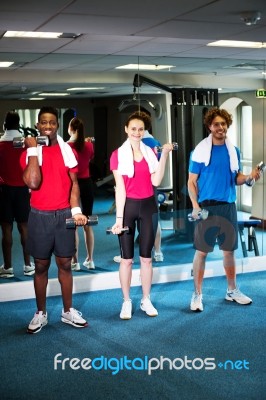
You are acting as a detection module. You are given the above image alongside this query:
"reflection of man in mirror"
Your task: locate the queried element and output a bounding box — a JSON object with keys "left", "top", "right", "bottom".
{"left": 0, "top": 111, "right": 34, "bottom": 279}
{"left": 187, "top": 107, "right": 261, "bottom": 312}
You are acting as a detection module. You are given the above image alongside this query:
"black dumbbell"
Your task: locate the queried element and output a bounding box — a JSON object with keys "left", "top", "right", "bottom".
{"left": 106, "top": 226, "right": 129, "bottom": 235}
{"left": 13, "top": 136, "right": 49, "bottom": 148}
{"left": 155, "top": 142, "right": 178, "bottom": 152}
{"left": 66, "top": 215, "right": 99, "bottom": 228}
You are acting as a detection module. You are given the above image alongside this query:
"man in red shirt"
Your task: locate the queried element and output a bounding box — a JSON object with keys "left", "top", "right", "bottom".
{"left": 0, "top": 111, "right": 34, "bottom": 278}
{"left": 21, "top": 106, "right": 88, "bottom": 333}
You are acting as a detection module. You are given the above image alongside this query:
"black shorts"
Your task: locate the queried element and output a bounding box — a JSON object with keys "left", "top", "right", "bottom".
{"left": 26, "top": 207, "right": 75, "bottom": 259}
{"left": 78, "top": 177, "right": 94, "bottom": 216}
{"left": 193, "top": 202, "right": 238, "bottom": 253}
{"left": 0, "top": 185, "right": 30, "bottom": 223}
{"left": 119, "top": 196, "right": 158, "bottom": 259}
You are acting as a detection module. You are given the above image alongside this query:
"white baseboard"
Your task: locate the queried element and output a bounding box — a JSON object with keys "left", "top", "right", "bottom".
{"left": 1, "top": 255, "right": 265, "bottom": 302}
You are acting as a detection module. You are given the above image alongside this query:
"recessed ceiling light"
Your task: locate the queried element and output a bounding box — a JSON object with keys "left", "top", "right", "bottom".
{"left": 4, "top": 31, "right": 63, "bottom": 38}
{"left": 207, "top": 40, "right": 266, "bottom": 48}
{"left": 4, "top": 31, "right": 80, "bottom": 39}
{"left": 116, "top": 64, "right": 175, "bottom": 71}
{"left": 0, "top": 61, "right": 14, "bottom": 67}
{"left": 38, "top": 93, "right": 69, "bottom": 96}
{"left": 67, "top": 87, "right": 106, "bottom": 91}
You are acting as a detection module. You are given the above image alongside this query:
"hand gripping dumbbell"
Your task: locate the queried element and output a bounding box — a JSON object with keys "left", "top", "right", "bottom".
{"left": 13, "top": 136, "right": 49, "bottom": 148}
{"left": 188, "top": 209, "right": 209, "bottom": 222}
{"left": 245, "top": 161, "right": 266, "bottom": 187}
{"left": 85, "top": 137, "right": 95, "bottom": 143}
{"left": 66, "top": 215, "right": 99, "bottom": 228}
{"left": 106, "top": 226, "right": 129, "bottom": 234}
{"left": 155, "top": 142, "right": 178, "bottom": 152}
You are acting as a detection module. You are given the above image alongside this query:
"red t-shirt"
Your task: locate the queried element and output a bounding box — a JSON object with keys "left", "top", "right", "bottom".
{"left": 68, "top": 141, "right": 94, "bottom": 179}
{"left": 110, "top": 149, "right": 154, "bottom": 199}
{"left": 21, "top": 144, "right": 78, "bottom": 210}
{"left": 0, "top": 141, "right": 25, "bottom": 186}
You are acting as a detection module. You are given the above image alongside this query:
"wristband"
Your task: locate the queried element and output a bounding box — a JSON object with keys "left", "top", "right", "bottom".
{"left": 71, "top": 207, "right": 82, "bottom": 216}
{"left": 27, "top": 147, "right": 38, "bottom": 157}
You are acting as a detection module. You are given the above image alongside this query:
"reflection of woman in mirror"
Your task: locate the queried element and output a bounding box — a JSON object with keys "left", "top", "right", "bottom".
{"left": 67, "top": 117, "right": 95, "bottom": 271}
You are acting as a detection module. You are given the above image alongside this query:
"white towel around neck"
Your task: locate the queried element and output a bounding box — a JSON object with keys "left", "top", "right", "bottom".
{"left": 26, "top": 135, "right": 77, "bottom": 168}
{"left": 191, "top": 133, "right": 239, "bottom": 172}
{"left": 117, "top": 138, "right": 159, "bottom": 177}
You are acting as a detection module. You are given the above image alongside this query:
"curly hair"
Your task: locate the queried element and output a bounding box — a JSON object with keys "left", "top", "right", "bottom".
{"left": 125, "top": 111, "right": 151, "bottom": 131}
{"left": 204, "top": 107, "right": 233, "bottom": 130}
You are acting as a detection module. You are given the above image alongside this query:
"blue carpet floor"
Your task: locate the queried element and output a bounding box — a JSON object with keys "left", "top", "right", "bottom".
{"left": 0, "top": 271, "right": 265, "bottom": 400}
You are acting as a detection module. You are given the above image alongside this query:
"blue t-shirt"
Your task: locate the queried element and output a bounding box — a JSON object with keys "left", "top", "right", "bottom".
{"left": 189, "top": 144, "right": 241, "bottom": 203}
{"left": 142, "top": 137, "right": 161, "bottom": 160}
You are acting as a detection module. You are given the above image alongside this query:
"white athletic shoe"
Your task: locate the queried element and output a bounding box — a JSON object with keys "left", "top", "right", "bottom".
{"left": 24, "top": 262, "right": 35, "bottom": 276}
{"left": 0, "top": 265, "right": 14, "bottom": 278}
{"left": 61, "top": 308, "right": 88, "bottom": 328}
{"left": 140, "top": 296, "right": 158, "bottom": 317}
{"left": 225, "top": 287, "right": 252, "bottom": 305}
{"left": 27, "top": 311, "right": 48, "bottom": 334}
{"left": 83, "top": 259, "right": 95, "bottom": 270}
{"left": 120, "top": 300, "right": 132, "bottom": 320}
{"left": 71, "top": 262, "right": 81, "bottom": 271}
{"left": 190, "top": 292, "right": 204, "bottom": 312}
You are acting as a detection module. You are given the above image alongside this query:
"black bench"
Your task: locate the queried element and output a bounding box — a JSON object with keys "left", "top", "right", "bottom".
{"left": 238, "top": 218, "right": 261, "bottom": 257}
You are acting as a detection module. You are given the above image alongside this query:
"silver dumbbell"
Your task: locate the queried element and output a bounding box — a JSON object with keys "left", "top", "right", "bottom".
{"left": 155, "top": 142, "right": 178, "bottom": 152}
{"left": 13, "top": 136, "right": 49, "bottom": 148}
{"left": 66, "top": 215, "right": 99, "bottom": 228}
{"left": 188, "top": 209, "right": 209, "bottom": 222}
{"left": 106, "top": 226, "right": 129, "bottom": 234}
{"left": 245, "top": 161, "right": 266, "bottom": 187}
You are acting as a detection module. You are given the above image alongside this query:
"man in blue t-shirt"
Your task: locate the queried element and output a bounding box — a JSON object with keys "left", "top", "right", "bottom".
{"left": 187, "top": 107, "right": 261, "bottom": 312}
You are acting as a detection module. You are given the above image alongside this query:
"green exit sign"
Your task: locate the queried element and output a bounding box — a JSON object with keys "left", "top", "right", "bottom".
{"left": 256, "top": 89, "right": 266, "bottom": 98}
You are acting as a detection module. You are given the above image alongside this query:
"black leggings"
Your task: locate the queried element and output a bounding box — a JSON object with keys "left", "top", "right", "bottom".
{"left": 119, "top": 196, "right": 158, "bottom": 259}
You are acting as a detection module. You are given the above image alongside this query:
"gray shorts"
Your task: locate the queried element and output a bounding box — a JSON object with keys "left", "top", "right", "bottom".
{"left": 193, "top": 202, "right": 238, "bottom": 253}
{"left": 26, "top": 207, "right": 75, "bottom": 259}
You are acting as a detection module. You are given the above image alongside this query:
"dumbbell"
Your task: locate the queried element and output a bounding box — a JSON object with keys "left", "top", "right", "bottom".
{"left": 106, "top": 226, "right": 129, "bottom": 234}
{"left": 66, "top": 215, "right": 99, "bottom": 228}
{"left": 155, "top": 142, "right": 178, "bottom": 152}
{"left": 245, "top": 161, "right": 266, "bottom": 187}
{"left": 13, "top": 136, "right": 49, "bottom": 148}
{"left": 188, "top": 209, "right": 209, "bottom": 222}
{"left": 85, "top": 137, "right": 95, "bottom": 143}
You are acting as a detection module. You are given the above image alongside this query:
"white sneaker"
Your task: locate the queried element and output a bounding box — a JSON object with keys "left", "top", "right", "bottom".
{"left": 27, "top": 311, "right": 48, "bottom": 334}
{"left": 0, "top": 265, "right": 14, "bottom": 278}
{"left": 120, "top": 299, "right": 132, "bottom": 320}
{"left": 61, "top": 308, "right": 88, "bottom": 328}
{"left": 154, "top": 252, "right": 164, "bottom": 262}
{"left": 83, "top": 259, "right": 95, "bottom": 269}
{"left": 140, "top": 296, "right": 158, "bottom": 317}
{"left": 225, "top": 287, "right": 252, "bottom": 305}
{"left": 71, "top": 262, "right": 81, "bottom": 271}
{"left": 24, "top": 262, "right": 35, "bottom": 276}
{"left": 190, "top": 292, "right": 203, "bottom": 312}
{"left": 113, "top": 255, "right": 121, "bottom": 263}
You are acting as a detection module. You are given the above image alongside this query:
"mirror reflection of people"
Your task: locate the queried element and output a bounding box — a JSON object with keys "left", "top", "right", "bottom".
{"left": 67, "top": 117, "right": 95, "bottom": 271}
{"left": 21, "top": 106, "right": 88, "bottom": 333}
{"left": 188, "top": 107, "right": 261, "bottom": 312}
{"left": 0, "top": 111, "right": 34, "bottom": 278}
{"left": 110, "top": 111, "right": 174, "bottom": 320}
